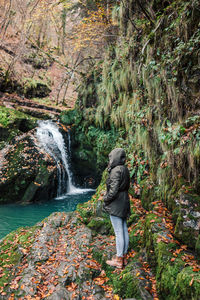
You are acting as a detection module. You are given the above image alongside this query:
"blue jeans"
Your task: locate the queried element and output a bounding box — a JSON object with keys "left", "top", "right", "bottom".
{"left": 110, "top": 215, "right": 129, "bottom": 257}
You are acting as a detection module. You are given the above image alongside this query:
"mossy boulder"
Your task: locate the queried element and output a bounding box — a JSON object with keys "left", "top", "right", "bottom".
{"left": 128, "top": 218, "right": 144, "bottom": 252}
{"left": 112, "top": 262, "right": 153, "bottom": 299}
{"left": 23, "top": 78, "right": 51, "bottom": 98}
{"left": 0, "top": 106, "right": 37, "bottom": 130}
{"left": 0, "top": 106, "right": 60, "bottom": 203}
{"left": 91, "top": 232, "right": 153, "bottom": 299}
{"left": 87, "top": 217, "right": 111, "bottom": 235}
{"left": 0, "top": 130, "right": 57, "bottom": 204}
{"left": 0, "top": 225, "right": 39, "bottom": 291}
{"left": 174, "top": 191, "right": 200, "bottom": 249}
{"left": 143, "top": 213, "right": 200, "bottom": 300}
{"left": 0, "top": 106, "right": 38, "bottom": 151}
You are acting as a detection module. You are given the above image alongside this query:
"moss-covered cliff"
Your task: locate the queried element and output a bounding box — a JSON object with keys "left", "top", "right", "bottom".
{"left": 60, "top": 1, "right": 200, "bottom": 298}
{"left": 62, "top": 0, "right": 200, "bottom": 250}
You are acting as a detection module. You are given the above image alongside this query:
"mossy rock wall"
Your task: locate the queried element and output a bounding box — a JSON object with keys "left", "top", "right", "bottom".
{"left": 0, "top": 134, "right": 58, "bottom": 204}
{"left": 0, "top": 106, "right": 37, "bottom": 149}
{"left": 0, "top": 116, "right": 58, "bottom": 204}
{"left": 66, "top": 0, "right": 200, "bottom": 250}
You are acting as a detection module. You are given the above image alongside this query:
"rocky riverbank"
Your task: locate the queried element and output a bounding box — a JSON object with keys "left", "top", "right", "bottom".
{"left": 0, "top": 210, "right": 153, "bottom": 300}
{"left": 0, "top": 212, "right": 111, "bottom": 299}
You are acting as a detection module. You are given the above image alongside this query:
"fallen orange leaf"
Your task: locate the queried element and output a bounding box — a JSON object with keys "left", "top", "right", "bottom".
{"left": 171, "top": 258, "right": 175, "bottom": 262}
{"left": 193, "top": 267, "right": 200, "bottom": 272}
{"left": 189, "top": 277, "right": 194, "bottom": 286}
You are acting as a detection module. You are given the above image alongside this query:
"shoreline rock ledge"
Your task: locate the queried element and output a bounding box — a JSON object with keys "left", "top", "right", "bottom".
{"left": 0, "top": 211, "right": 153, "bottom": 300}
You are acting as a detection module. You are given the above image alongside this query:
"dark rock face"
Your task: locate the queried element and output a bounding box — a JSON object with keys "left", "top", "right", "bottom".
{"left": 0, "top": 129, "right": 58, "bottom": 203}
{"left": 61, "top": 127, "right": 101, "bottom": 190}
{"left": 0, "top": 76, "right": 51, "bottom": 99}
{"left": 0, "top": 127, "right": 10, "bottom": 142}
{"left": 24, "top": 81, "right": 51, "bottom": 99}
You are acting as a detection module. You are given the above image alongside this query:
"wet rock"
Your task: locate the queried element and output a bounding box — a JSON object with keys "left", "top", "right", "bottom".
{"left": 45, "top": 212, "right": 67, "bottom": 228}
{"left": 15, "top": 265, "right": 39, "bottom": 297}
{"left": 174, "top": 192, "right": 200, "bottom": 248}
{"left": 0, "top": 129, "right": 58, "bottom": 203}
{"left": 30, "top": 227, "right": 59, "bottom": 263}
{"left": 47, "top": 286, "right": 70, "bottom": 300}
{"left": 63, "top": 122, "right": 102, "bottom": 188}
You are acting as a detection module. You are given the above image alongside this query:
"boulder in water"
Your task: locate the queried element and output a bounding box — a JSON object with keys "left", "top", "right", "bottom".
{"left": 0, "top": 129, "right": 58, "bottom": 204}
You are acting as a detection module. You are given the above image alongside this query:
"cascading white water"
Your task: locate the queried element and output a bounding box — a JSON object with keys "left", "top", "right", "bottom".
{"left": 36, "top": 120, "right": 93, "bottom": 197}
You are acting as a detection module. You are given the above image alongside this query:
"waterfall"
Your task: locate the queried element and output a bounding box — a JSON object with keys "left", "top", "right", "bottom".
{"left": 36, "top": 120, "right": 92, "bottom": 197}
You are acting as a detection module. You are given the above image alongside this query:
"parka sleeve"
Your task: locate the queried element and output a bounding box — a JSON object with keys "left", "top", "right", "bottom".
{"left": 103, "top": 167, "right": 121, "bottom": 204}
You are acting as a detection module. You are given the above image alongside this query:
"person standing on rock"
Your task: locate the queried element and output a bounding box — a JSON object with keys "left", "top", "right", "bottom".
{"left": 103, "top": 148, "right": 130, "bottom": 269}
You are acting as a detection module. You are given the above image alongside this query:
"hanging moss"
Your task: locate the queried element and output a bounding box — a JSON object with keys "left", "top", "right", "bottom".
{"left": 73, "top": 0, "right": 200, "bottom": 250}
{"left": 195, "top": 234, "right": 200, "bottom": 255}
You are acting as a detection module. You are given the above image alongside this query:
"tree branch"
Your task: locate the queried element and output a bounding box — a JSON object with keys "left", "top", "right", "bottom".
{"left": 121, "top": 0, "right": 139, "bottom": 32}
{"left": 135, "top": 0, "right": 154, "bottom": 25}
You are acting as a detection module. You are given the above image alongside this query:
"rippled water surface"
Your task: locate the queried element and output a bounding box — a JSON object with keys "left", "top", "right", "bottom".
{"left": 0, "top": 191, "right": 94, "bottom": 239}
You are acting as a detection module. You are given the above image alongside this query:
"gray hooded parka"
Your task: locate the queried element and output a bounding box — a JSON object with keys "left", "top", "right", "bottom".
{"left": 103, "top": 148, "right": 130, "bottom": 219}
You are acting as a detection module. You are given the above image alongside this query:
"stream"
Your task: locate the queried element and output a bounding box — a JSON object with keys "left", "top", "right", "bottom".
{"left": 0, "top": 192, "right": 94, "bottom": 240}
{"left": 0, "top": 120, "right": 95, "bottom": 240}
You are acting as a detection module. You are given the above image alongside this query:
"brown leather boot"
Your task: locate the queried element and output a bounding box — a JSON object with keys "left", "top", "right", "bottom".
{"left": 106, "top": 256, "right": 123, "bottom": 269}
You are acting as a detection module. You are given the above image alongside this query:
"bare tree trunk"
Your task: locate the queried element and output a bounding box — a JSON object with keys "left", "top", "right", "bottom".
{"left": 62, "top": 71, "right": 74, "bottom": 105}
{"left": 61, "top": 7, "right": 67, "bottom": 54}
{"left": 0, "top": 0, "right": 12, "bottom": 37}
{"left": 56, "top": 73, "right": 69, "bottom": 105}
